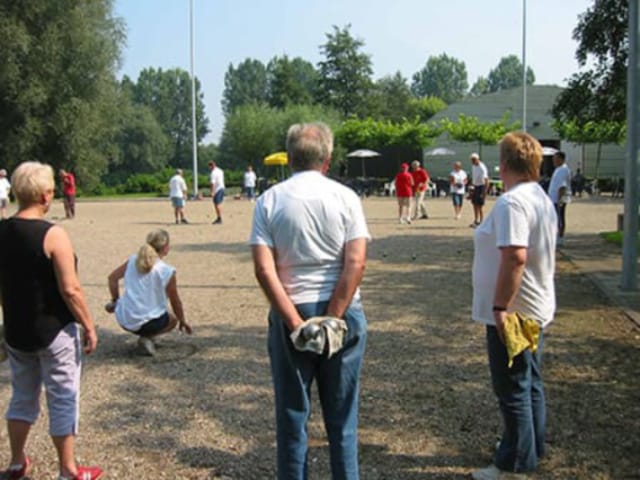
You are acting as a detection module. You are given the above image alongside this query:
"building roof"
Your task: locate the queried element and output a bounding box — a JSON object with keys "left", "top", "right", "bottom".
{"left": 431, "top": 85, "right": 564, "bottom": 140}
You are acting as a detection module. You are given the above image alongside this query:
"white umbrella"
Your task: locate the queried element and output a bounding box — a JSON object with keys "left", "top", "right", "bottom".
{"left": 346, "top": 149, "right": 381, "bottom": 177}
{"left": 541, "top": 146, "right": 558, "bottom": 156}
{"left": 425, "top": 147, "right": 456, "bottom": 156}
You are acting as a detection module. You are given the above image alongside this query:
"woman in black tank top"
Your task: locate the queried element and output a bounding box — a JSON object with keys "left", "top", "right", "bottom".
{"left": 0, "top": 162, "right": 102, "bottom": 480}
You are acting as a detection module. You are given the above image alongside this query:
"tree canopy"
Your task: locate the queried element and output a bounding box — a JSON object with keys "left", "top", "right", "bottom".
{"left": 486, "top": 55, "right": 535, "bottom": 93}
{"left": 222, "top": 58, "right": 268, "bottom": 115}
{"left": 411, "top": 53, "right": 468, "bottom": 104}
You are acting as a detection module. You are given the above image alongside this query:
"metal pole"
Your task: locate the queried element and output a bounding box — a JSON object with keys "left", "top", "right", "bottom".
{"left": 190, "top": 0, "right": 199, "bottom": 197}
{"left": 522, "top": 0, "right": 527, "bottom": 132}
{"left": 622, "top": 0, "right": 639, "bottom": 290}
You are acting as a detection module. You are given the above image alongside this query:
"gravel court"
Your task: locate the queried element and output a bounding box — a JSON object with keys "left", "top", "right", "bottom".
{"left": 0, "top": 193, "right": 637, "bottom": 479}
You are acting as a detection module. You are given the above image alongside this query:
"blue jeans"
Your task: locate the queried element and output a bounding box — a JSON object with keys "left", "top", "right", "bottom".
{"left": 487, "top": 326, "right": 546, "bottom": 473}
{"left": 268, "top": 299, "right": 367, "bottom": 480}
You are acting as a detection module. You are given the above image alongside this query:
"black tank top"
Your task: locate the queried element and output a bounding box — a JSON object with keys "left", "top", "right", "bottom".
{"left": 0, "top": 218, "right": 75, "bottom": 351}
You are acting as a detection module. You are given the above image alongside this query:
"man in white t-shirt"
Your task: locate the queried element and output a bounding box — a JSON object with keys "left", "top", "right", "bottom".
{"left": 249, "top": 122, "right": 370, "bottom": 479}
{"left": 208, "top": 161, "right": 225, "bottom": 224}
{"left": 547, "top": 151, "right": 571, "bottom": 246}
{"left": 0, "top": 169, "right": 11, "bottom": 219}
{"left": 470, "top": 153, "right": 489, "bottom": 227}
{"left": 471, "top": 132, "right": 556, "bottom": 479}
{"left": 243, "top": 165, "right": 257, "bottom": 202}
{"left": 168, "top": 169, "right": 188, "bottom": 224}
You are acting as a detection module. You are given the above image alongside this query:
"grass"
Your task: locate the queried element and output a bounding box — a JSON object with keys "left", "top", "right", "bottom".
{"left": 600, "top": 230, "right": 640, "bottom": 248}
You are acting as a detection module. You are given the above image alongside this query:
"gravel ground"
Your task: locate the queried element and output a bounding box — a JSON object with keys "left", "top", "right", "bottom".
{"left": 0, "top": 194, "right": 638, "bottom": 479}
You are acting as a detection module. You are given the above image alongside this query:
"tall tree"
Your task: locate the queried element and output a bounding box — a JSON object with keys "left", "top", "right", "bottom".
{"left": 222, "top": 58, "right": 268, "bottom": 115}
{"left": 317, "top": 25, "right": 373, "bottom": 117}
{"left": 411, "top": 53, "right": 468, "bottom": 104}
{"left": 0, "top": 0, "right": 125, "bottom": 188}
{"left": 469, "top": 76, "right": 490, "bottom": 97}
{"left": 366, "top": 72, "right": 414, "bottom": 122}
{"left": 266, "top": 55, "right": 318, "bottom": 108}
{"left": 552, "top": 0, "right": 627, "bottom": 124}
{"left": 130, "top": 68, "right": 209, "bottom": 169}
{"left": 486, "top": 55, "right": 535, "bottom": 93}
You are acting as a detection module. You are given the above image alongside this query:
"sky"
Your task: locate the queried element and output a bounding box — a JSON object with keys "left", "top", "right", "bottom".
{"left": 114, "top": 0, "right": 593, "bottom": 144}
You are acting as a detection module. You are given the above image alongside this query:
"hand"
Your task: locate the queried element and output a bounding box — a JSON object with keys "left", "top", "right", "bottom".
{"left": 104, "top": 301, "right": 116, "bottom": 314}
{"left": 178, "top": 320, "right": 192, "bottom": 334}
{"left": 83, "top": 327, "right": 98, "bottom": 354}
{"left": 493, "top": 311, "right": 507, "bottom": 344}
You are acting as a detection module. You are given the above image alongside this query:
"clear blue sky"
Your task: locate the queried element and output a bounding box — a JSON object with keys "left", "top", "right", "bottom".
{"left": 114, "top": 0, "right": 593, "bottom": 143}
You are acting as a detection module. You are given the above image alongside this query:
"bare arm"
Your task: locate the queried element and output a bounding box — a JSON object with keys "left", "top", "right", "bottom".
{"left": 45, "top": 226, "right": 98, "bottom": 354}
{"left": 107, "top": 261, "right": 127, "bottom": 302}
{"left": 252, "top": 245, "right": 304, "bottom": 331}
{"left": 492, "top": 246, "right": 527, "bottom": 342}
{"left": 326, "top": 238, "right": 367, "bottom": 318}
{"left": 166, "top": 273, "right": 191, "bottom": 333}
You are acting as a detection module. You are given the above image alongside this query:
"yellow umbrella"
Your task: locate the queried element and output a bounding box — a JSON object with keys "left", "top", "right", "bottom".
{"left": 264, "top": 151, "right": 288, "bottom": 166}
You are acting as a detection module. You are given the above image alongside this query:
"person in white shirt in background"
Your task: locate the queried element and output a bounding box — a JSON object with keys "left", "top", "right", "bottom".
{"left": 244, "top": 165, "right": 257, "bottom": 202}
{"left": 168, "top": 169, "right": 188, "bottom": 224}
{"left": 0, "top": 169, "right": 11, "bottom": 219}
{"left": 547, "top": 151, "right": 572, "bottom": 246}
{"left": 449, "top": 161, "right": 468, "bottom": 220}
{"left": 470, "top": 153, "right": 489, "bottom": 228}
{"left": 208, "top": 161, "right": 225, "bottom": 224}
{"left": 105, "top": 229, "right": 192, "bottom": 356}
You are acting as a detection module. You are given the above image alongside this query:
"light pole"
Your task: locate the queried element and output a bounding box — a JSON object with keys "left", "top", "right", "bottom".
{"left": 522, "top": 0, "right": 527, "bottom": 132}
{"left": 190, "top": 0, "right": 199, "bottom": 197}
{"left": 622, "top": 0, "right": 639, "bottom": 290}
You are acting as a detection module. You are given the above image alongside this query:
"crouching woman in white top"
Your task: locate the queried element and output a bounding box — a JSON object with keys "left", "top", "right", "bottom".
{"left": 106, "top": 229, "right": 191, "bottom": 355}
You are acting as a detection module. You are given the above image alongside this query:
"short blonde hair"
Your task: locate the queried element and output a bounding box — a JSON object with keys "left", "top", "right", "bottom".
{"left": 135, "top": 229, "right": 170, "bottom": 273}
{"left": 11, "top": 161, "right": 55, "bottom": 208}
{"left": 499, "top": 132, "right": 542, "bottom": 181}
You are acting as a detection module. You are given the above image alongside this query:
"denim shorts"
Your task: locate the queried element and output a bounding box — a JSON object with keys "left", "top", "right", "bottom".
{"left": 213, "top": 189, "right": 225, "bottom": 205}
{"left": 171, "top": 196, "right": 185, "bottom": 208}
{"left": 452, "top": 193, "right": 464, "bottom": 207}
{"left": 134, "top": 312, "right": 170, "bottom": 336}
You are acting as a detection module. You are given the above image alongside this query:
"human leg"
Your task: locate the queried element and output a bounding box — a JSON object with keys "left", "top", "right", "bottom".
{"left": 268, "top": 305, "right": 320, "bottom": 480}
{"left": 555, "top": 203, "right": 566, "bottom": 238}
{"left": 41, "top": 324, "right": 83, "bottom": 476}
{"left": 486, "top": 326, "right": 541, "bottom": 473}
{"left": 317, "top": 300, "right": 367, "bottom": 480}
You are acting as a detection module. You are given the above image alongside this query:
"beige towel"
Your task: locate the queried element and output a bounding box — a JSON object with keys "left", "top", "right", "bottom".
{"left": 502, "top": 312, "right": 540, "bottom": 368}
{"left": 290, "top": 316, "right": 348, "bottom": 358}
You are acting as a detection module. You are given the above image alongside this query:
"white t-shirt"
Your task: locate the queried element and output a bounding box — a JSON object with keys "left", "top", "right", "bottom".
{"left": 244, "top": 170, "right": 257, "bottom": 188}
{"left": 168, "top": 174, "right": 187, "bottom": 198}
{"left": 210, "top": 167, "right": 225, "bottom": 193}
{"left": 472, "top": 182, "right": 557, "bottom": 328}
{"left": 472, "top": 161, "right": 489, "bottom": 186}
{"left": 450, "top": 170, "right": 468, "bottom": 194}
{"left": 0, "top": 178, "right": 10, "bottom": 200}
{"left": 115, "top": 255, "right": 176, "bottom": 331}
{"left": 249, "top": 170, "right": 371, "bottom": 305}
{"left": 548, "top": 163, "right": 572, "bottom": 203}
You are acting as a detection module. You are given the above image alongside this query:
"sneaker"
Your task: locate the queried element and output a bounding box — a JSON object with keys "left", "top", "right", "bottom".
{"left": 58, "top": 466, "right": 103, "bottom": 480}
{"left": 1, "top": 457, "right": 31, "bottom": 479}
{"left": 405, "top": 217, "right": 412, "bottom": 224}
{"left": 420, "top": 214, "right": 429, "bottom": 219}
{"left": 212, "top": 218, "right": 222, "bottom": 225}
{"left": 181, "top": 218, "right": 189, "bottom": 224}
{"left": 471, "top": 464, "right": 526, "bottom": 480}
{"left": 138, "top": 337, "right": 156, "bottom": 356}
{"left": 399, "top": 218, "right": 405, "bottom": 224}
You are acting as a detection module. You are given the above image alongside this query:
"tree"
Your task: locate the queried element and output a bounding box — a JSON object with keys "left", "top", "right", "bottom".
{"left": 336, "top": 118, "right": 441, "bottom": 153}
{"left": 129, "top": 68, "right": 209, "bottom": 169}
{"left": 0, "top": 0, "right": 125, "bottom": 188}
{"left": 407, "top": 96, "right": 447, "bottom": 122}
{"left": 365, "top": 72, "right": 414, "bottom": 122}
{"left": 222, "top": 58, "right": 268, "bottom": 115}
{"left": 317, "top": 25, "right": 373, "bottom": 117}
{"left": 411, "top": 53, "right": 468, "bottom": 104}
{"left": 469, "top": 76, "right": 490, "bottom": 97}
{"left": 486, "top": 55, "right": 535, "bottom": 93}
{"left": 266, "top": 55, "right": 318, "bottom": 109}
{"left": 552, "top": 0, "right": 627, "bottom": 124}
{"left": 441, "top": 113, "right": 521, "bottom": 156}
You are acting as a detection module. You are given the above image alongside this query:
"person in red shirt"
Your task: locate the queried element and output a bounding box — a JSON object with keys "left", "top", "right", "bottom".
{"left": 59, "top": 169, "right": 76, "bottom": 219}
{"left": 410, "top": 160, "right": 430, "bottom": 220}
{"left": 394, "top": 163, "right": 414, "bottom": 224}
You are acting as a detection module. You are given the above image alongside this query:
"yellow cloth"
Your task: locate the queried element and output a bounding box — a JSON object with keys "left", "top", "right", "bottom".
{"left": 502, "top": 312, "right": 540, "bottom": 368}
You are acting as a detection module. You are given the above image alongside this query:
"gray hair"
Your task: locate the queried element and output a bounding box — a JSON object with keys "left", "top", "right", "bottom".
{"left": 11, "top": 161, "right": 55, "bottom": 208}
{"left": 286, "top": 122, "right": 334, "bottom": 171}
